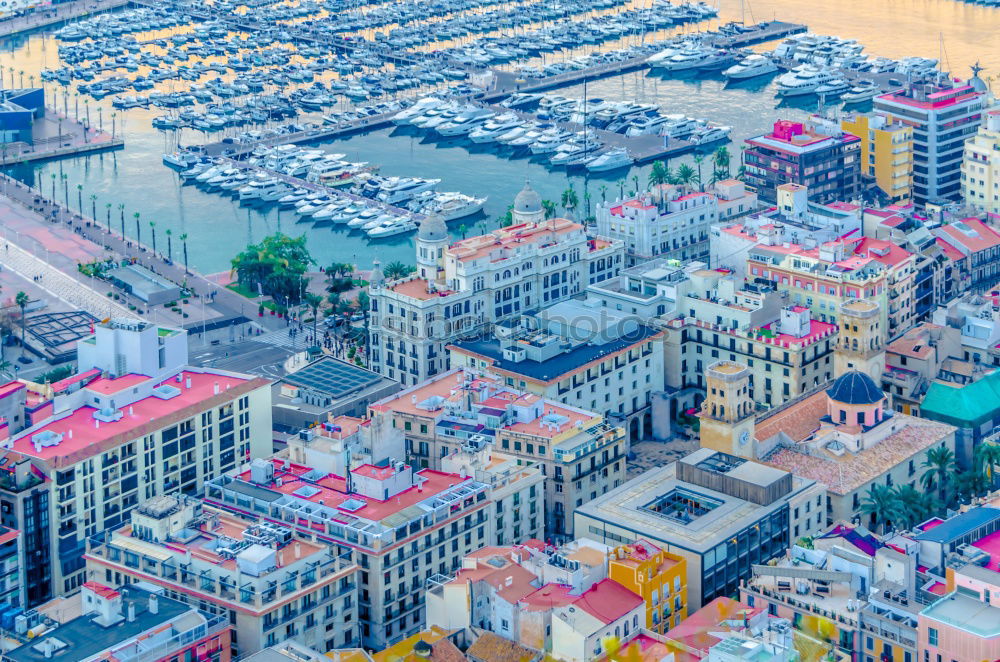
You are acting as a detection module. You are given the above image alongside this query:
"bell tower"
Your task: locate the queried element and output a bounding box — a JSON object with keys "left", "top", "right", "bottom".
{"left": 834, "top": 299, "right": 885, "bottom": 381}
{"left": 698, "top": 361, "right": 757, "bottom": 458}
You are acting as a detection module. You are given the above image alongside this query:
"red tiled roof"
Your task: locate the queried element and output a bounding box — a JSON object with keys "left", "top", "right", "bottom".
{"left": 574, "top": 579, "right": 642, "bottom": 624}
{"left": 83, "top": 581, "right": 120, "bottom": 599}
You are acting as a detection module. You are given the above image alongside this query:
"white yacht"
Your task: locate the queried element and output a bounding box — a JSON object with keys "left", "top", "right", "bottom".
{"left": 586, "top": 147, "right": 633, "bottom": 172}
{"left": 430, "top": 195, "right": 487, "bottom": 221}
{"left": 392, "top": 97, "right": 443, "bottom": 125}
{"left": 842, "top": 81, "right": 880, "bottom": 102}
{"left": 689, "top": 125, "right": 732, "bottom": 145}
{"left": 723, "top": 54, "right": 778, "bottom": 80}
{"left": 529, "top": 130, "right": 574, "bottom": 154}
{"left": 377, "top": 178, "right": 441, "bottom": 204}
{"left": 238, "top": 178, "right": 289, "bottom": 202}
{"left": 468, "top": 115, "right": 522, "bottom": 143}
{"left": 625, "top": 115, "right": 670, "bottom": 137}
{"left": 815, "top": 79, "right": 850, "bottom": 96}
{"left": 348, "top": 209, "right": 382, "bottom": 228}
{"left": 775, "top": 67, "right": 837, "bottom": 96}
{"left": 659, "top": 114, "right": 699, "bottom": 139}
{"left": 368, "top": 217, "right": 418, "bottom": 238}
{"left": 656, "top": 47, "right": 711, "bottom": 72}
{"left": 436, "top": 109, "right": 493, "bottom": 136}
{"left": 331, "top": 203, "right": 367, "bottom": 223}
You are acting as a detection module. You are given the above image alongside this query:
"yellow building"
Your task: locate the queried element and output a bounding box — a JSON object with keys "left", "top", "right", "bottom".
{"left": 365, "top": 626, "right": 465, "bottom": 662}
{"left": 608, "top": 539, "right": 688, "bottom": 634}
{"left": 842, "top": 112, "right": 913, "bottom": 203}
{"left": 962, "top": 109, "right": 1000, "bottom": 214}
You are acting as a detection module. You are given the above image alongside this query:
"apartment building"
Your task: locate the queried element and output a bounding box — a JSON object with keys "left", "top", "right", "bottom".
{"left": 841, "top": 111, "right": 914, "bottom": 204}
{"left": 931, "top": 216, "right": 1000, "bottom": 291}
{"left": 594, "top": 180, "right": 757, "bottom": 265}
{"left": 919, "top": 592, "right": 1000, "bottom": 661}
{"left": 4, "top": 581, "right": 232, "bottom": 662}
{"left": 875, "top": 81, "right": 984, "bottom": 205}
{"left": 449, "top": 299, "right": 665, "bottom": 443}
{"left": 85, "top": 495, "right": 359, "bottom": 656}
{"left": 202, "top": 455, "right": 497, "bottom": 650}
{"left": 608, "top": 539, "right": 688, "bottom": 635}
{"left": 662, "top": 271, "right": 838, "bottom": 409}
{"left": 368, "top": 184, "right": 624, "bottom": 387}
{"left": 742, "top": 118, "right": 862, "bottom": 203}
{"left": 367, "top": 368, "right": 626, "bottom": 543}
{"left": 962, "top": 109, "right": 1000, "bottom": 214}
{"left": 711, "top": 183, "right": 863, "bottom": 279}
{"left": 0, "top": 319, "right": 272, "bottom": 604}
{"left": 575, "top": 448, "right": 825, "bottom": 610}
{"left": 439, "top": 438, "right": 545, "bottom": 547}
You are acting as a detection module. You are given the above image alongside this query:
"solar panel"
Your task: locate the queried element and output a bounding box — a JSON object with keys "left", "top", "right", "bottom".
{"left": 284, "top": 358, "right": 381, "bottom": 398}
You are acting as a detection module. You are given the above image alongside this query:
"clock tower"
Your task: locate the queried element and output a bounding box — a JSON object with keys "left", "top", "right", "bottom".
{"left": 698, "top": 360, "right": 757, "bottom": 458}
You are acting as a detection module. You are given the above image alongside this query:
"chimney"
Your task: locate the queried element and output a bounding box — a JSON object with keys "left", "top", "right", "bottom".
{"left": 129, "top": 406, "right": 134, "bottom": 416}
{"left": 214, "top": 382, "right": 220, "bottom": 395}
{"left": 68, "top": 429, "right": 73, "bottom": 439}
{"left": 127, "top": 602, "right": 136, "bottom": 623}
{"left": 185, "top": 377, "right": 192, "bottom": 388}
{"left": 294, "top": 542, "right": 301, "bottom": 559}
{"left": 149, "top": 594, "right": 158, "bottom": 615}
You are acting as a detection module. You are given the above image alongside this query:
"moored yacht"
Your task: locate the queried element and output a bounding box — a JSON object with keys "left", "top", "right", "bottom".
{"left": 723, "top": 54, "right": 778, "bottom": 80}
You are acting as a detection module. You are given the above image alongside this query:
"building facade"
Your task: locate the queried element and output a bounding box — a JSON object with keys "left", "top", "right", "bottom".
{"left": 841, "top": 111, "right": 914, "bottom": 204}
{"left": 962, "top": 109, "right": 1000, "bottom": 214}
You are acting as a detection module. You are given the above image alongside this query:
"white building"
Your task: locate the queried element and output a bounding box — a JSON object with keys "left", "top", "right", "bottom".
{"left": 369, "top": 183, "right": 624, "bottom": 386}
{"left": 962, "top": 108, "right": 1000, "bottom": 214}
{"left": 595, "top": 180, "right": 756, "bottom": 266}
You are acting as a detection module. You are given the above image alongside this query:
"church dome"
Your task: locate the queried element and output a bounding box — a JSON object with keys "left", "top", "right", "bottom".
{"left": 827, "top": 371, "right": 884, "bottom": 405}
{"left": 417, "top": 213, "right": 448, "bottom": 242}
{"left": 513, "top": 180, "right": 542, "bottom": 214}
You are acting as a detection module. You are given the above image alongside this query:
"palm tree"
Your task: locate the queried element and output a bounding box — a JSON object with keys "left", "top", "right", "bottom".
{"left": 541, "top": 199, "right": 557, "bottom": 220}
{"left": 179, "top": 233, "right": 190, "bottom": 275}
{"left": 599, "top": 184, "right": 608, "bottom": 203}
{"left": 921, "top": 446, "right": 957, "bottom": 506}
{"left": 713, "top": 146, "right": 732, "bottom": 177}
{"left": 891, "top": 484, "right": 934, "bottom": 530}
{"left": 675, "top": 163, "right": 698, "bottom": 187}
{"left": 14, "top": 291, "right": 28, "bottom": 349}
{"left": 104, "top": 202, "right": 112, "bottom": 232}
{"left": 859, "top": 484, "right": 896, "bottom": 533}
{"left": 383, "top": 261, "right": 415, "bottom": 280}
{"left": 304, "top": 292, "right": 322, "bottom": 339}
{"left": 648, "top": 160, "right": 671, "bottom": 188}
{"left": 76, "top": 183, "right": 83, "bottom": 215}
{"left": 165, "top": 229, "right": 173, "bottom": 262}
{"left": 133, "top": 212, "right": 141, "bottom": 246}
{"left": 616, "top": 179, "right": 626, "bottom": 200}
{"left": 89, "top": 194, "right": 97, "bottom": 222}
{"left": 631, "top": 174, "right": 639, "bottom": 196}
{"left": 458, "top": 224, "right": 467, "bottom": 239}
{"left": 560, "top": 187, "right": 578, "bottom": 216}
{"left": 693, "top": 155, "right": 706, "bottom": 191}
{"left": 118, "top": 203, "right": 126, "bottom": 237}
{"left": 149, "top": 221, "right": 157, "bottom": 255}
{"left": 977, "top": 442, "right": 1000, "bottom": 491}
{"left": 956, "top": 469, "right": 990, "bottom": 505}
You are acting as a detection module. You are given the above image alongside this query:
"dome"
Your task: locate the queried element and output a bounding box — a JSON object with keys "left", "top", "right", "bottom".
{"left": 417, "top": 213, "right": 448, "bottom": 242}
{"left": 827, "top": 371, "right": 884, "bottom": 405}
{"left": 513, "top": 180, "right": 542, "bottom": 214}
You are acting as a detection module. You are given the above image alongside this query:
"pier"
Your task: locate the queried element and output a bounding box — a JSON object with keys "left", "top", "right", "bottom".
{"left": 705, "top": 20, "right": 808, "bottom": 48}
{"left": 0, "top": 0, "right": 129, "bottom": 39}
{"left": 0, "top": 109, "right": 123, "bottom": 166}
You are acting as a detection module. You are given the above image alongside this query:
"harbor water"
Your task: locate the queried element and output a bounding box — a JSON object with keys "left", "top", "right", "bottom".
{"left": 0, "top": 0, "right": 997, "bottom": 274}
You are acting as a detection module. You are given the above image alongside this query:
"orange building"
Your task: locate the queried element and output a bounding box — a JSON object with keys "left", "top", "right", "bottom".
{"left": 608, "top": 539, "right": 688, "bottom": 634}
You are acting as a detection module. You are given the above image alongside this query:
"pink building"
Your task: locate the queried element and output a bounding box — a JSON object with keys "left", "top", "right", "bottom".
{"left": 918, "top": 592, "right": 1000, "bottom": 662}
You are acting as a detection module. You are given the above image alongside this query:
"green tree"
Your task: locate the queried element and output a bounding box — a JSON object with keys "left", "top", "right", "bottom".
{"left": 179, "top": 233, "right": 189, "bottom": 274}
{"left": 693, "top": 155, "right": 706, "bottom": 191}
{"left": 165, "top": 229, "right": 173, "bottom": 262}
{"left": 675, "top": 163, "right": 698, "bottom": 187}
{"left": 648, "top": 160, "right": 672, "bottom": 188}
{"left": 713, "top": 145, "right": 732, "bottom": 177}
{"left": 890, "top": 484, "right": 935, "bottom": 530}
{"left": 14, "top": 291, "right": 28, "bottom": 348}
{"left": 560, "top": 187, "right": 579, "bottom": 216}
{"left": 230, "top": 232, "right": 315, "bottom": 306}
{"left": 599, "top": 184, "right": 608, "bottom": 203}
{"left": 541, "top": 199, "right": 557, "bottom": 220}
{"left": 859, "top": 483, "right": 896, "bottom": 533}
{"left": 149, "top": 221, "right": 157, "bottom": 256}
{"left": 977, "top": 442, "right": 1000, "bottom": 491}
{"left": 304, "top": 292, "right": 323, "bottom": 339}
{"left": 383, "top": 261, "right": 416, "bottom": 281}
{"left": 921, "top": 446, "right": 957, "bottom": 507}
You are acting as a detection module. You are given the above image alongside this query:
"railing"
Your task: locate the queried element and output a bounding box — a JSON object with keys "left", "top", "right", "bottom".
{"left": 110, "top": 613, "right": 229, "bottom": 662}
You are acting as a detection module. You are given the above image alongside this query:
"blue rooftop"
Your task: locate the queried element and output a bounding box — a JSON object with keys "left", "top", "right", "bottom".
{"left": 452, "top": 325, "right": 661, "bottom": 382}
{"left": 914, "top": 507, "right": 1000, "bottom": 543}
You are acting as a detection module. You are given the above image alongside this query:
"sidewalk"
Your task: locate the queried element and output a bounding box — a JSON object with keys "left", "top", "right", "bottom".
{"left": 0, "top": 175, "right": 284, "bottom": 332}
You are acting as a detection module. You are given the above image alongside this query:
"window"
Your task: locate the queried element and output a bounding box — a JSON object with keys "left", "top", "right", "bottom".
{"left": 928, "top": 628, "right": 938, "bottom": 647}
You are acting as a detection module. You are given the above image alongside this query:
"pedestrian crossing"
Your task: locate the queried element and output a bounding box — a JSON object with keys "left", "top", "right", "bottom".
{"left": 256, "top": 328, "right": 315, "bottom": 351}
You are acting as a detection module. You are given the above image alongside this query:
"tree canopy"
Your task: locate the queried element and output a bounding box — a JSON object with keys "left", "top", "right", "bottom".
{"left": 231, "top": 233, "right": 314, "bottom": 306}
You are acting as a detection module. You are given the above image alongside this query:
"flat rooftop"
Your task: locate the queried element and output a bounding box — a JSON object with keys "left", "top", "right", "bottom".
{"left": 225, "top": 458, "right": 479, "bottom": 524}
{"left": 920, "top": 592, "right": 1000, "bottom": 638}
{"left": 282, "top": 356, "right": 383, "bottom": 398}
{"left": 574, "top": 463, "right": 796, "bottom": 554}
{"left": 9, "top": 369, "right": 265, "bottom": 465}
{"left": 6, "top": 584, "right": 195, "bottom": 662}
{"left": 451, "top": 325, "right": 661, "bottom": 383}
